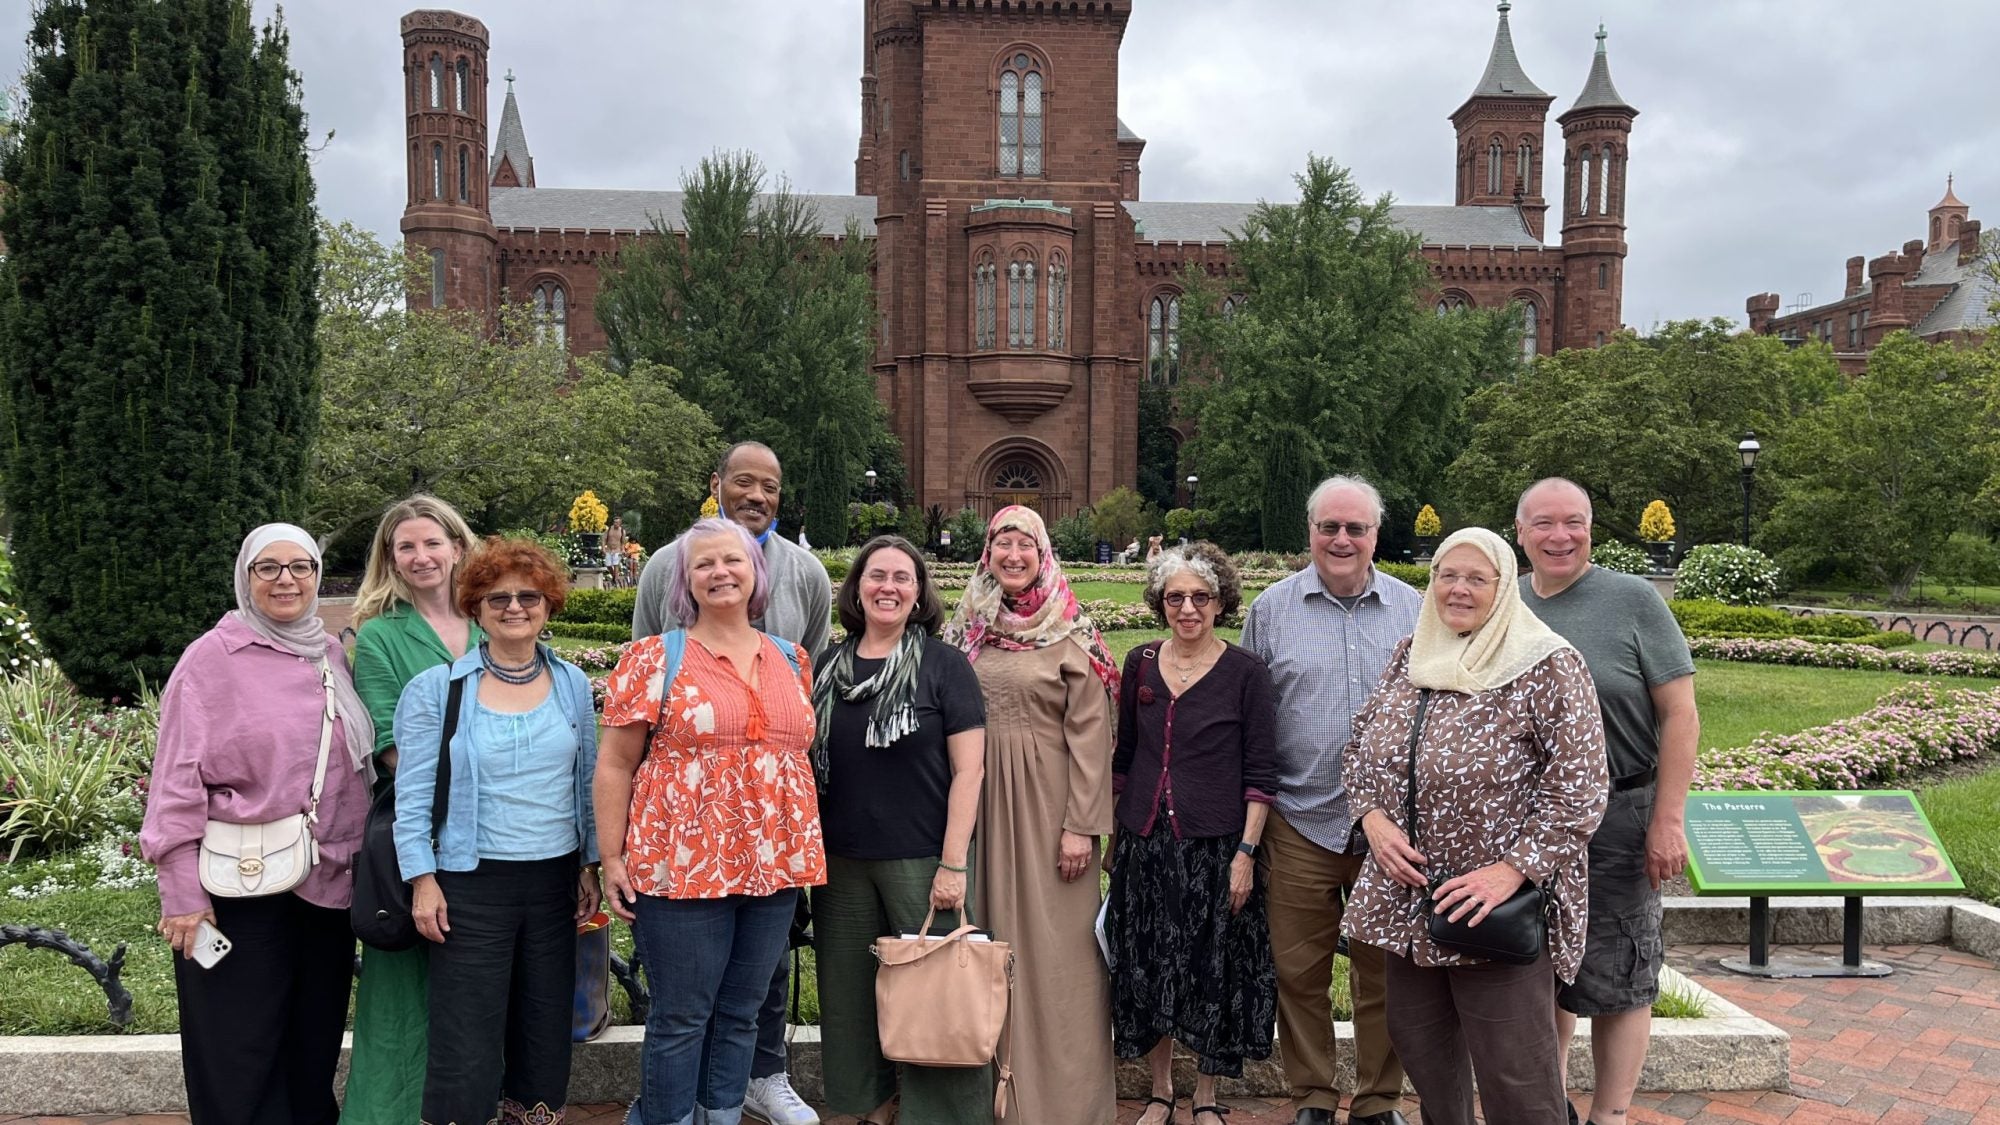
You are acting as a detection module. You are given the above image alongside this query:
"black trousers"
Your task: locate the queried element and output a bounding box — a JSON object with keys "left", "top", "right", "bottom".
{"left": 172, "top": 893, "right": 354, "bottom": 1125}
{"left": 423, "top": 855, "right": 579, "bottom": 1125}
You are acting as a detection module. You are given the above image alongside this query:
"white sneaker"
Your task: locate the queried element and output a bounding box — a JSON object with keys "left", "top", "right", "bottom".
{"left": 742, "top": 1073, "right": 818, "bottom": 1125}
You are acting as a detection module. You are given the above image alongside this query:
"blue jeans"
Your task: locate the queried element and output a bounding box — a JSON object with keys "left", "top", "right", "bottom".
{"left": 627, "top": 890, "right": 797, "bottom": 1125}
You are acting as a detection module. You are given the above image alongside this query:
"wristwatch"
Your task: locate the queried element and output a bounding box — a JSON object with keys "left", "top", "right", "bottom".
{"left": 1236, "top": 841, "right": 1259, "bottom": 858}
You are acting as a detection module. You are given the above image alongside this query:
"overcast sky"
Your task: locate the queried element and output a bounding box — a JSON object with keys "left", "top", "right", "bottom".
{"left": 6, "top": 1, "right": 1996, "bottom": 329}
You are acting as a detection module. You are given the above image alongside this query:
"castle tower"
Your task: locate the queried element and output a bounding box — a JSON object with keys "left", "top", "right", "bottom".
{"left": 1557, "top": 25, "right": 1637, "bottom": 348}
{"left": 1451, "top": 1, "right": 1554, "bottom": 239}
{"left": 399, "top": 10, "right": 497, "bottom": 314}
{"left": 1928, "top": 176, "right": 1969, "bottom": 254}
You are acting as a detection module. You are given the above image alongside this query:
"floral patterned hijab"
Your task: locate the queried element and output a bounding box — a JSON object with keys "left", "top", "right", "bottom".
{"left": 943, "top": 505, "right": 1120, "bottom": 701}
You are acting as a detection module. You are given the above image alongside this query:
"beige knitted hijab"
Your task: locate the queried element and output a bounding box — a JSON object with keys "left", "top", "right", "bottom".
{"left": 1406, "top": 527, "right": 1572, "bottom": 694}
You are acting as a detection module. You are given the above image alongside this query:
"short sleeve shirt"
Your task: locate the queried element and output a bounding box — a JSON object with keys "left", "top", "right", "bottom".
{"left": 600, "top": 633, "right": 826, "bottom": 898}
{"left": 819, "top": 638, "right": 986, "bottom": 861}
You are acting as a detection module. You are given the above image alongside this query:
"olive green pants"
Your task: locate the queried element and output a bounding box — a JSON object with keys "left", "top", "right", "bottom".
{"left": 813, "top": 853, "right": 995, "bottom": 1124}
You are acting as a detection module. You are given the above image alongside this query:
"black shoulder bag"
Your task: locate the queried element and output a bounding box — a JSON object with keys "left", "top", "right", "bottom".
{"left": 351, "top": 676, "right": 463, "bottom": 951}
{"left": 1402, "top": 688, "right": 1548, "bottom": 966}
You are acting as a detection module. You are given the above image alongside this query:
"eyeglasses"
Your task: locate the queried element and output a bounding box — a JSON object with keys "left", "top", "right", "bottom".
{"left": 1164, "top": 591, "right": 1215, "bottom": 609}
{"left": 1432, "top": 571, "right": 1494, "bottom": 591}
{"left": 249, "top": 560, "right": 319, "bottom": 582}
{"left": 1314, "top": 520, "right": 1376, "bottom": 540}
{"left": 862, "top": 569, "right": 917, "bottom": 588}
{"left": 482, "top": 591, "right": 545, "bottom": 611}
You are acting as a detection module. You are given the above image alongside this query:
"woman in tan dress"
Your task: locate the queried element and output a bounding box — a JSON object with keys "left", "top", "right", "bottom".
{"left": 943, "top": 505, "right": 1119, "bottom": 1125}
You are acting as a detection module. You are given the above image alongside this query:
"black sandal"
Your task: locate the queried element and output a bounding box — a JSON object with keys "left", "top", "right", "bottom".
{"left": 1191, "top": 1105, "right": 1230, "bottom": 1125}
{"left": 1139, "top": 1095, "right": 1178, "bottom": 1125}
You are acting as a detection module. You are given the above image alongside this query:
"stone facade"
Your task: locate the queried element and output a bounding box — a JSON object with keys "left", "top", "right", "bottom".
{"left": 401, "top": 2, "right": 1636, "bottom": 519}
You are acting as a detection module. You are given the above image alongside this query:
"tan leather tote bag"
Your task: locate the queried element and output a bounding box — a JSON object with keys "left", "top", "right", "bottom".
{"left": 871, "top": 905, "right": 1017, "bottom": 1115}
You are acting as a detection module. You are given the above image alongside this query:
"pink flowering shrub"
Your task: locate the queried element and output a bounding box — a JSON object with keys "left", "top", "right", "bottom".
{"left": 1697, "top": 681, "right": 2000, "bottom": 790}
{"left": 1688, "top": 636, "right": 2000, "bottom": 677}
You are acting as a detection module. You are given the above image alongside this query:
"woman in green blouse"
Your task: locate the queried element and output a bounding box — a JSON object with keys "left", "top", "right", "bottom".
{"left": 341, "top": 495, "right": 480, "bottom": 1125}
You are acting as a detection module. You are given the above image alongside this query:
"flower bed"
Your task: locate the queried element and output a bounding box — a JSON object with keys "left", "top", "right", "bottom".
{"left": 1689, "top": 636, "right": 2000, "bottom": 677}
{"left": 1697, "top": 681, "right": 2000, "bottom": 790}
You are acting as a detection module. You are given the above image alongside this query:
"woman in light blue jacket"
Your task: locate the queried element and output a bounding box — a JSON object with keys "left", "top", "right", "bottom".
{"left": 393, "top": 537, "right": 601, "bottom": 1125}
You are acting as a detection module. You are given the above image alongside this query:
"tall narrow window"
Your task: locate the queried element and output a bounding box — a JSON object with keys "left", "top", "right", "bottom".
{"left": 998, "top": 52, "right": 1045, "bottom": 176}
{"left": 1166, "top": 296, "right": 1180, "bottom": 382}
{"left": 454, "top": 58, "right": 469, "bottom": 113}
{"left": 1517, "top": 141, "right": 1532, "bottom": 188}
{"left": 1047, "top": 253, "right": 1067, "bottom": 350}
{"left": 1578, "top": 148, "right": 1594, "bottom": 216}
{"left": 1007, "top": 254, "right": 1036, "bottom": 349}
{"left": 1222, "top": 294, "right": 1241, "bottom": 320}
{"left": 457, "top": 147, "right": 469, "bottom": 203}
{"left": 431, "top": 143, "right": 443, "bottom": 199}
{"left": 1487, "top": 138, "right": 1503, "bottom": 195}
{"left": 1598, "top": 144, "right": 1613, "bottom": 215}
{"left": 533, "top": 281, "right": 568, "bottom": 349}
{"left": 974, "top": 255, "right": 997, "bottom": 349}
{"left": 429, "top": 248, "right": 445, "bottom": 307}
{"left": 1846, "top": 311, "right": 1859, "bottom": 348}
{"left": 1598, "top": 262, "right": 1609, "bottom": 290}
{"left": 1148, "top": 295, "right": 1180, "bottom": 383}
{"left": 1521, "top": 302, "right": 1539, "bottom": 362}
{"left": 428, "top": 54, "right": 442, "bottom": 108}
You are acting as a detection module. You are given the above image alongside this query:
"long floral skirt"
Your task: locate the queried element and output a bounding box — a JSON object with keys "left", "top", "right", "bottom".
{"left": 1106, "top": 827, "right": 1277, "bottom": 1077}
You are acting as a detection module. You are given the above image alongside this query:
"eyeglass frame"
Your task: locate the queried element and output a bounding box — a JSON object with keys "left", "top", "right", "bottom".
{"left": 1163, "top": 590, "right": 1216, "bottom": 609}
{"left": 481, "top": 590, "right": 547, "bottom": 611}
{"left": 1313, "top": 520, "right": 1378, "bottom": 540}
{"left": 247, "top": 559, "right": 320, "bottom": 582}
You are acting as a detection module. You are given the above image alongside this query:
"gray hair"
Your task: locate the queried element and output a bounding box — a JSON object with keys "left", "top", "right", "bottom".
{"left": 1515, "top": 477, "right": 1594, "bottom": 523}
{"left": 1305, "top": 475, "right": 1385, "bottom": 530}
{"left": 1143, "top": 541, "right": 1246, "bottom": 621}
{"left": 1148, "top": 546, "right": 1221, "bottom": 598}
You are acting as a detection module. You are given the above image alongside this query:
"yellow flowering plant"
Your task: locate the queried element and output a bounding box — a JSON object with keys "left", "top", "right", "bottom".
{"left": 700, "top": 495, "right": 720, "bottom": 520}
{"left": 1414, "top": 504, "right": 1443, "bottom": 537}
{"left": 569, "top": 490, "right": 610, "bottom": 533}
{"left": 1639, "top": 500, "right": 1676, "bottom": 542}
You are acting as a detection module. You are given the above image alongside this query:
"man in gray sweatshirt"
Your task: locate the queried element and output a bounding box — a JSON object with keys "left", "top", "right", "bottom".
{"left": 631, "top": 439, "right": 831, "bottom": 1125}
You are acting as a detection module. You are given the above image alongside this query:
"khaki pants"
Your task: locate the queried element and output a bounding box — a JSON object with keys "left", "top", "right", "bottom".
{"left": 1261, "top": 810, "right": 1407, "bottom": 1116}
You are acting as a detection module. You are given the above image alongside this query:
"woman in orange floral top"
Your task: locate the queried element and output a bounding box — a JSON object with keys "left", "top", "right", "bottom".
{"left": 594, "top": 517, "right": 824, "bottom": 1125}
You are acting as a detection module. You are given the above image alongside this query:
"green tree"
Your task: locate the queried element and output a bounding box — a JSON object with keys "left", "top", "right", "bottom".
{"left": 1135, "top": 379, "right": 1180, "bottom": 513}
{"left": 309, "top": 221, "right": 716, "bottom": 543}
{"left": 0, "top": 0, "right": 319, "bottom": 698}
{"left": 1177, "top": 156, "right": 1518, "bottom": 553}
{"left": 1447, "top": 320, "right": 1837, "bottom": 545}
{"left": 1090, "top": 486, "right": 1151, "bottom": 553}
{"left": 595, "top": 150, "right": 896, "bottom": 543}
{"left": 1762, "top": 332, "right": 1986, "bottom": 601}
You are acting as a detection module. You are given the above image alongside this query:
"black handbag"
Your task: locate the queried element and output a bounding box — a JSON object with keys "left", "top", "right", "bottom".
{"left": 1402, "top": 688, "right": 1548, "bottom": 967}
{"left": 351, "top": 676, "right": 463, "bottom": 951}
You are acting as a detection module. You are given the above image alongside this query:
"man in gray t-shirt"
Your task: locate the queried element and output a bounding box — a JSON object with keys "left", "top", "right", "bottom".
{"left": 1516, "top": 478, "right": 1699, "bottom": 1125}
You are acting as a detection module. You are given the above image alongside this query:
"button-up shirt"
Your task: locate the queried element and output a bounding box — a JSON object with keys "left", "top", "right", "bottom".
{"left": 1240, "top": 564, "right": 1422, "bottom": 852}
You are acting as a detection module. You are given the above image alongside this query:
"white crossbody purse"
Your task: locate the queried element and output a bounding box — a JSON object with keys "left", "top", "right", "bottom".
{"left": 197, "top": 659, "right": 336, "bottom": 898}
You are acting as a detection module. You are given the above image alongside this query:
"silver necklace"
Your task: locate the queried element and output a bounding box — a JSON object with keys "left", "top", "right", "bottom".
{"left": 480, "top": 642, "right": 544, "bottom": 685}
{"left": 1168, "top": 636, "right": 1219, "bottom": 685}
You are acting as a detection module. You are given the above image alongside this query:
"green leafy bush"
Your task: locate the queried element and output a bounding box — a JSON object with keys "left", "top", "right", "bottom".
{"left": 546, "top": 622, "right": 632, "bottom": 643}
{"left": 1927, "top": 531, "right": 2000, "bottom": 586}
{"left": 812, "top": 548, "right": 857, "bottom": 583}
{"left": 559, "top": 588, "right": 640, "bottom": 627}
{"left": 942, "top": 508, "right": 988, "bottom": 563}
{"left": 1591, "top": 541, "right": 1651, "bottom": 575}
{"left": 1378, "top": 561, "right": 1431, "bottom": 590}
{"left": 1673, "top": 544, "right": 1781, "bottom": 606}
{"left": 0, "top": 664, "right": 153, "bottom": 860}
{"left": 1051, "top": 511, "right": 1099, "bottom": 562}
{"left": 0, "top": 599, "right": 46, "bottom": 673}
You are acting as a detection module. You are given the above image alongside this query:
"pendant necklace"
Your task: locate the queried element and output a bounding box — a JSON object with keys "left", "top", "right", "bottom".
{"left": 480, "top": 641, "right": 544, "bottom": 685}
{"left": 1169, "top": 636, "right": 1217, "bottom": 685}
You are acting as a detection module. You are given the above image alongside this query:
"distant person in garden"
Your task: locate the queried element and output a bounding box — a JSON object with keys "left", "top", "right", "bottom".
{"left": 1239, "top": 475, "right": 1420, "bottom": 1125}
{"left": 392, "top": 537, "right": 602, "bottom": 1125}
{"left": 1342, "top": 527, "right": 1608, "bottom": 1125}
{"left": 810, "top": 534, "right": 994, "bottom": 1124}
{"left": 628, "top": 440, "right": 830, "bottom": 1125}
{"left": 1107, "top": 542, "right": 1278, "bottom": 1125}
{"left": 1516, "top": 477, "right": 1700, "bottom": 1125}
{"left": 141, "top": 523, "right": 376, "bottom": 1125}
{"left": 942, "top": 504, "right": 1120, "bottom": 1125}
{"left": 597, "top": 517, "right": 824, "bottom": 1125}
{"left": 342, "top": 495, "right": 481, "bottom": 1125}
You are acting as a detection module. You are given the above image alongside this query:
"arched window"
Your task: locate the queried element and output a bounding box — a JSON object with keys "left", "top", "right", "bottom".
{"left": 457, "top": 146, "right": 469, "bottom": 203}
{"left": 899, "top": 150, "right": 910, "bottom": 182}
{"left": 1598, "top": 144, "right": 1613, "bottom": 216}
{"left": 1578, "top": 148, "right": 1594, "bottom": 216}
{"left": 431, "top": 143, "right": 443, "bottom": 199}
{"left": 533, "top": 281, "right": 567, "bottom": 349}
{"left": 1221, "top": 294, "right": 1242, "bottom": 320}
{"left": 1435, "top": 293, "right": 1469, "bottom": 315}
{"left": 1932, "top": 216, "right": 1942, "bottom": 244}
{"left": 454, "top": 58, "right": 469, "bottom": 112}
{"left": 1047, "top": 252, "right": 1067, "bottom": 350}
{"left": 1148, "top": 294, "right": 1181, "bottom": 384}
{"left": 1521, "top": 302, "right": 1539, "bottom": 362}
{"left": 1598, "top": 262, "right": 1609, "bottom": 290}
{"left": 1517, "top": 141, "right": 1533, "bottom": 188}
{"left": 1950, "top": 216, "right": 1962, "bottom": 241}
{"left": 429, "top": 248, "right": 445, "bottom": 307}
{"left": 428, "top": 54, "right": 443, "bottom": 109}
{"left": 1487, "top": 138, "right": 1503, "bottom": 195}
{"left": 973, "top": 254, "right": 998, "bottom": 350}
{"left": 1007, "top": 252, "right": 1036, "bottom": 348}
{"left": 998, "top": 52, "right": 1045, "bottom": 176}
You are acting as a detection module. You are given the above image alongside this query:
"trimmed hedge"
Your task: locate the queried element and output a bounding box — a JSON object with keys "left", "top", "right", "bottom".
{"left": 558, "top": 588, "right": 640, "bottom": 627}
{"left": 1670, "top": 599, "right": 1874, "bottom": 639}
{"left": 547, "top": 622, "right": 632, "bottom": 643}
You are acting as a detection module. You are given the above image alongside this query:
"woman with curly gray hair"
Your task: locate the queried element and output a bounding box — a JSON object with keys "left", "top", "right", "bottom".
{"left": 1106, "top": 542, "right": 1280, "bottom": 1125}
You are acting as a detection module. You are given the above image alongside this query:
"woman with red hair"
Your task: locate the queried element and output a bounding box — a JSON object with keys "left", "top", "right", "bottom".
{"left": 392, "top": 536, "right": 602, "bottom": 1125}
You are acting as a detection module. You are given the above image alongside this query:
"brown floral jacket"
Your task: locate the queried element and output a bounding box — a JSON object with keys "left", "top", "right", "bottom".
{"left": 1340, "top": 639, "right": 1609, "bottom": 981}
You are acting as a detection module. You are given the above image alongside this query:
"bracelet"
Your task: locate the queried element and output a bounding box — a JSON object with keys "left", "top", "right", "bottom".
{"left": 938, "top": 861, "right": 969, "bottom": 874}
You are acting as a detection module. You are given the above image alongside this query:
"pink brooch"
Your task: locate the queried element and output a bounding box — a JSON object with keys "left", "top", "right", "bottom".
{"left": 1138, "top": 685, "right": 1156, "bottom": 705}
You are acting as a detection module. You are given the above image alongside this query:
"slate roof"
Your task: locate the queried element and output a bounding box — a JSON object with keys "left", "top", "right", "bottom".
{"left": 1467, "top": 2, "right": 1548, "bottom": 100}
{"left": 1117, "top": 117, "right": 1143, "bottom": 143}
{"left": 1912, "top": 252, "right": 1999, "bottom": 337}
{"left": 1123, "top": 200, "right": 1543, "bottom": 248}
{"left": 488, "top": 188, "right": 878, "bottom": 235}
{"left": 490, "top": 87, "right": 534, "bottom": 185}
{"left": 1568, "top": 28, "right": 1633, "bottom": 113}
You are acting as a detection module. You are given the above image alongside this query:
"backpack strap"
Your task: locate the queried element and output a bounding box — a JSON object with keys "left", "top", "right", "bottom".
{"left": 431, "top": 675, "right": 464, "bottom": 850}
{"left": 645, "top": 630, "right": 690, "bottom": 752}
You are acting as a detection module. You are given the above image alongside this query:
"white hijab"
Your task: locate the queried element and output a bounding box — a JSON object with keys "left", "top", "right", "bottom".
{"left": 1406, "top": 527, "right": 1573, "bottom": 695}
{"left": 232, "top": 523, "right": 375, "bottom": 773}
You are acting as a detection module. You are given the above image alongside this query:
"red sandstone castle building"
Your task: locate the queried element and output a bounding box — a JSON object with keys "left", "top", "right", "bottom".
{"left": 1746, "top": 180, "right": 1992, "bottom": 374}
{"left": 400, "top": 2, "right": 1636, "bottom": 519}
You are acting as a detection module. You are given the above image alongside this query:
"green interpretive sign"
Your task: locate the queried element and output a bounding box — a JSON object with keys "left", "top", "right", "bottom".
{"left": 1683, "top": 790, "right": 1964, "bottom": 896}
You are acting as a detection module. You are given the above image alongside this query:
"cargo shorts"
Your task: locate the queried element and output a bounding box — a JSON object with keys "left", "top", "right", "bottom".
{"left": 1557, "top": 781, "right": 1664, "bottom": 1017}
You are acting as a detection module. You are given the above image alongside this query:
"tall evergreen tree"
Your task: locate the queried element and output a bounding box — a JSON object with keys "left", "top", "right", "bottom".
{"left": 0, "top": 0, "right": 320, "bottom": 698}
{"left": 596, "top": 150, "right": 896, "bottom": 542}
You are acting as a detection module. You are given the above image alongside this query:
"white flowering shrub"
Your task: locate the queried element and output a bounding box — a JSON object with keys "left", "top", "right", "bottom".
{"left": 1591, "top": 541, "right": 1651, "bottom": 575}
{"left": 1674, "top": 544, "right": 1782, "bottom": 606}
{"left": 0, "top": 598, "right": 46, "bottom": 673}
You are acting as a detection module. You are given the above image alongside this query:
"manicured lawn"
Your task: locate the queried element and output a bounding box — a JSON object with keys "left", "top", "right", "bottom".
{"left": 1691, "top": 659, "right": 2000, "bottom": 752}
{"left": 0, "top": 879, "right": 179, "bottom": 1034}
{"left": 1919, "top": 767, "right": 2000, "bottom": 906}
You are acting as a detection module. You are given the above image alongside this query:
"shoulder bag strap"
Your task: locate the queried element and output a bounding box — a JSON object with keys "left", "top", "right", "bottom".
{"left": 1400, "top": 688, "right": 1434, "bottom": 853}
{"left": 304, "top": 660, "right": 337, "bottom": 825}
{"left": 432, "top": 676, "right": 465, "bottom": 848}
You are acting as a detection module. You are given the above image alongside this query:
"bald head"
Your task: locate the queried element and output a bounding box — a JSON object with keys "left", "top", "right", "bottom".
{"left": 1515, "top": 478, "right": 1592, "bottom": 524}
{"left": 1516, "top": 477, "right": 1593, "bottom": 593}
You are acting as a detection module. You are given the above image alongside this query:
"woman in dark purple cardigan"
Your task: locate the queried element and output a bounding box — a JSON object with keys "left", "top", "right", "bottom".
{"left": 1107, "top": 541, "right": 1280, "bottom": 1125}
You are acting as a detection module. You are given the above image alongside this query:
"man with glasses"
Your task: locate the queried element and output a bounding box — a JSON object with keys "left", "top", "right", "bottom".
{"left": 631, "top": 439, "right": 831, "bottom": 1125}
{"left": 1516, "top": 478, "right": 1698, "bottom": 1125}
{"left": 1241, "top": 476, "right": 1418, "bottom": 1125}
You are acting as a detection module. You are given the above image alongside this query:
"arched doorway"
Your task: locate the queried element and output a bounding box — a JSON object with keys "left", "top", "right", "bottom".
{"left": 991, "top": 459, "right": 1046, "bottom": 515}
{"left": 969, "top": 438, "right": 1070, "bottom": 520}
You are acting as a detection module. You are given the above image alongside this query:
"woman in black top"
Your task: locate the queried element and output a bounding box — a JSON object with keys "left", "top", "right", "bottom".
{"left": 1108, "top": 542, "right": 1280, "bottom": 1125}
{"left": 809, "top": 534, "right": 992, "bottom": 1125}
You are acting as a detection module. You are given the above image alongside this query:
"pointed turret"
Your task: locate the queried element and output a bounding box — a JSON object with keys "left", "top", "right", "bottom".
{"left": 1464, "top": 1, "right": 1549, "bottom": 102}
{"left": 1451, "top": 2, "right": 1554, "bottom": 233}
{"left": 1927, "top": 174, "right": 1968, "bottom": 253}
{"left": 489, "top": 70, "right": 535, "bottom": 189}
{"left": 1569, "top": 25, "right": 1632, "bottom": 112}
{"left": 1558, "top": 23, "right": 1639, "bottom": 348}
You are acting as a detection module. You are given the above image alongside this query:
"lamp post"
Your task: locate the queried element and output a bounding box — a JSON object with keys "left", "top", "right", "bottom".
{"left": 1185, "top": 474, "right": 1199, "bottom": 507}
{"left": 864, "top": 468, "right": 878, "bottom": 504}
{"left": 1737, "top": 431, "right": 1761, "bottom": 547}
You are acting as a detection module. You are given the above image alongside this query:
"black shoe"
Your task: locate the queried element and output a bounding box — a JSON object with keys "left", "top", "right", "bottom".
{"left": 1346, "top": 1113, "right": 1410, "bottom": 1125}
{"left": 1292, "top": 1110, "right": 1333, "bottom": 1125}
{"left": 1567, "top": 1100, "right": 1581, "bottom": 1125}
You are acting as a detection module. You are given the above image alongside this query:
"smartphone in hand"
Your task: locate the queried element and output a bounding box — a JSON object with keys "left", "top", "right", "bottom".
{"left": 190, "top": 920, "right": 232, "bottom": 969}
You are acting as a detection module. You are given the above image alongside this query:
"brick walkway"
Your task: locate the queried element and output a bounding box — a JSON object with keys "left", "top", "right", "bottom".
{"left": 6, "top": 943, "right": 1996, "bottom": 1125}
